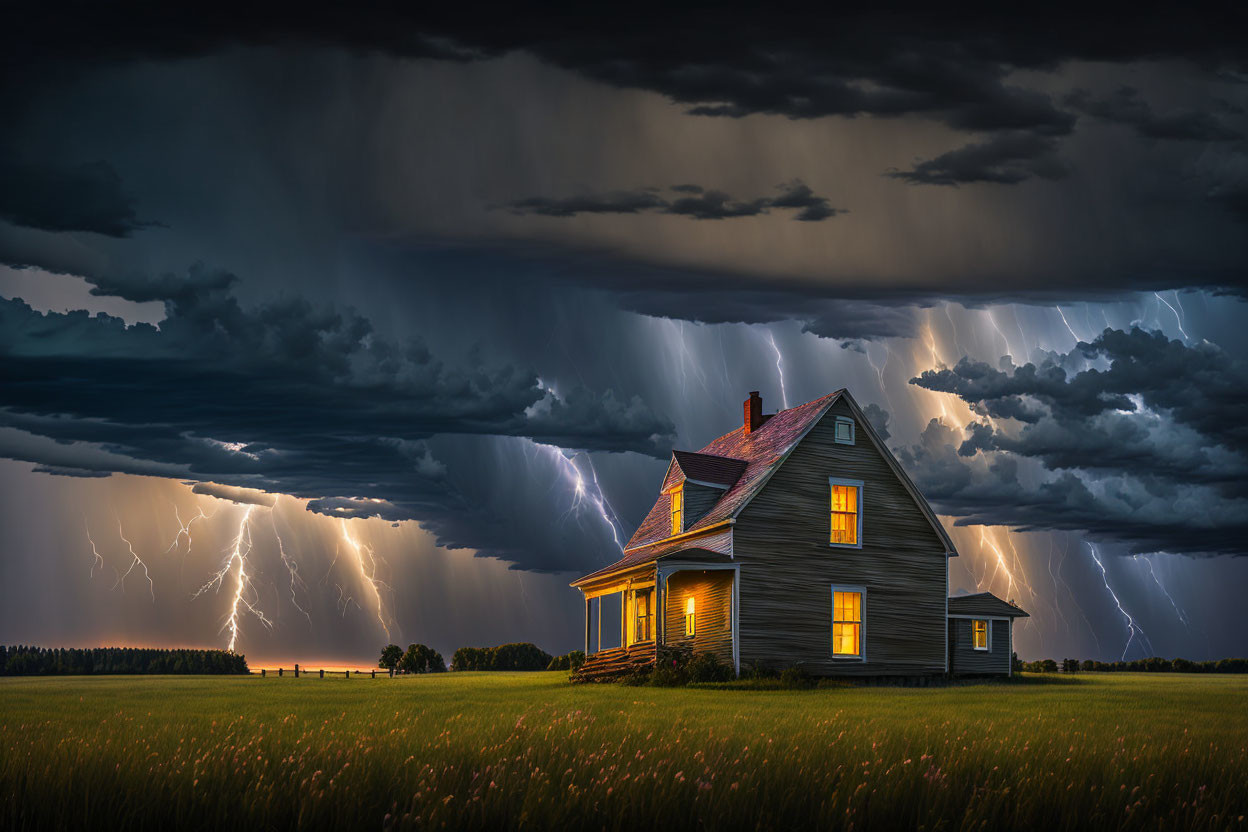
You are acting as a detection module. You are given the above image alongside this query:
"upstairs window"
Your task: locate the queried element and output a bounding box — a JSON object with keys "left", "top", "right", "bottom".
{"left": 670, "top": 486, "right": 683, "bottom": 535}
{"left": 834, "top": 416, "right": 855, "bottom": 445}
{"left": 972, "top": 620, "right": 989, "bottom": 650}
{"left": 829, "top": 478, "right": 862, "bottom": 547}
{"left": 684, "top": 597, "right": 696, "bottom": 637}
{"left": 832, "top": 588, "right": 864, "bottom": 658}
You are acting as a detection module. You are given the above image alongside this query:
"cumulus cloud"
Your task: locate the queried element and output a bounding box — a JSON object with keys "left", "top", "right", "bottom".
{"left": 0, "top": 267, "right": 676, "bottom": 569}
{"left": 899, "top": 327, "right": 1248, "bottom": 556}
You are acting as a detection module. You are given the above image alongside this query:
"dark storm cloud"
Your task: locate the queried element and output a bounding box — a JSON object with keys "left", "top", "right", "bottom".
{"left": 1065, "top": 87, "right": 1243, "bottom": 142}
{"left": 505, "top": 181, "right": 843, "bottom": 222}
{"left": 29, "top": 465, "right": 112, "bottom": 478}
{"left": 0, "top": 267, "right": 676, "bottom": 569}
{"left": 189, "top": 483, "right": 277, "bottom": 507}
{"left": 0, "top": 161, "right": 155, "bottom": 237}
{"left": 898, "top": 328, "right": 1248, "bottom": 556}
{"left": 886, "top": 132, "right": 1069, "bottom": 186}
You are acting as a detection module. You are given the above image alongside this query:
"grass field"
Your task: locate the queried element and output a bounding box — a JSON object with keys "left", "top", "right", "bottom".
{"left": 2, "top": 672, "right": 1245, "bottom": 830}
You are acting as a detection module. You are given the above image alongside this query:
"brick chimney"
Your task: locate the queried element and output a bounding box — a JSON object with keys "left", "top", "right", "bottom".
{"left": 743, "top": 391, "right": 763, "bottom": 434}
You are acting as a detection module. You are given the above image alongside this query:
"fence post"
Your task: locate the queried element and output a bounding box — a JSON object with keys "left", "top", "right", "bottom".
{"left": 294, "top": 664, "right": 299, "bottom": 678}
{"left": 319, "top": 669, "right": 324, "bottom": 679}
{"left": 261, "top": 668, "right": 266, "bottom": 678}
{"left": 278, "top": 667, "right": 283, "bottom": 677}
{"left": 389, "top": 667, "right": 394, "bottom": 678}
{"left": 345, "top": 670, "right": 350, "bottom": 679}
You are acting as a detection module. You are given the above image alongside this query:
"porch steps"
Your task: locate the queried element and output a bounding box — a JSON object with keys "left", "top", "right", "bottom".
{"left": 571, "top": 641, "right": 657, "bottom": 682}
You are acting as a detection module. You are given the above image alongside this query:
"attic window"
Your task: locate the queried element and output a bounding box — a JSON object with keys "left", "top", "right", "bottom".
{"left": 834, "top": 416, "right": 855, "bottom": 445}
{"left": 670, "top": 486, "right": 683, "bottom": 536}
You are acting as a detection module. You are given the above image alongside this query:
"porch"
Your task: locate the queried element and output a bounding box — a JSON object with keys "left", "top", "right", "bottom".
{"left": 572, "top": 553, "right": 739, "bottom": 681}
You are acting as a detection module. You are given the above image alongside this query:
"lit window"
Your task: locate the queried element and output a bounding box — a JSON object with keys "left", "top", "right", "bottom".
{"left": 670, "top": 486, "right": 683, "bottom": 535}
{"left": 834, "top": 416, "right": 855, "bottom": 445}
{"left": 684, "top": 597, "right": 696, "bottom": 637}
{"left": 829, "top": 481, "right": 860, "bottom": 546}
{"left": 832, "top": 589, "right": 863, "bottom": 657}
{"left": 972, "top": 620, "right": 989, "bottom": 650}
{"left": 634, "top": 590, "right": 652, "bottom": 643}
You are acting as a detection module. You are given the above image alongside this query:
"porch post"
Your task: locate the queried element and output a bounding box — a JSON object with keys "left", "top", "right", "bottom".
{"left": 584, "top": 596, "right": 591, "bottom": 655}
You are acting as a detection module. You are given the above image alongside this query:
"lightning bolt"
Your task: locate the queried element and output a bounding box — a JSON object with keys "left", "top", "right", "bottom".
{"left": 1153, "top": 292, "right": 1189, "bottom": 341}
{"left": 1087, "top": 542, "right": 1152, "bottom": 661}
{"left": 1055, "top": 306, "right": 1081, "bottom": 344}
{"left": 1134, "top": 554, "right": 1190, "bottom": 628}
{"left": 194, "top": 504, "right": 272, "bottom": 652}
{"left": 533, "top": 442, "right": 625, "bottom": 551}
{"left": 165, "top": 503, "right": 213, "bottom": 556}
{"left": 272, "top": 505, "right": 312, "bottom": 629}
{"left": 84, "top": 517, "right": 108, "bottom": 580}
{"left": 113, "top": 518, "right": 155, "bottom": 602}
{"left": 765, "top": 329, "right": 790, "bottom": 409}
{"left": 339, "top": 519, "right": 393, "bottom": 642}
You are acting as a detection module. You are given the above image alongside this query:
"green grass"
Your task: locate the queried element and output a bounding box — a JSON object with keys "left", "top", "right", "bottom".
{"left": 1, "top": 672, "right": 1245, "bottom": 831}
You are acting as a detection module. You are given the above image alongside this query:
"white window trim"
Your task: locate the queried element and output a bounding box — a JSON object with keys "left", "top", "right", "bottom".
{"left": 828, "top": 477, "right": 864, "bottom": 549}
{"left": 830, "top": 584, "right": 867, "bottom": 661}
{"left": 833, "top": 415, "right": 855, "bottom": 445}
{"left": 971, "top": 618, "right": 990, "bottom": 651}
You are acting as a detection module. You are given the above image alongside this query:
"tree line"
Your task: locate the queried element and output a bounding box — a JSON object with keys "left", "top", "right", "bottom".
{"left": 0, "top": 645, "right": 249, "bottom": 675}
{"left": 1012, "top": 653, "right": 1248, "bottom": 674}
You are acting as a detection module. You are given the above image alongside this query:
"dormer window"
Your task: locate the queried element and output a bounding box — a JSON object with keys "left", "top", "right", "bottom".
{"left": 834, "top": 416, "right": 855, "bottom": 445}
{"left": 670, "top": 486, "right": 683, "bottom": 535}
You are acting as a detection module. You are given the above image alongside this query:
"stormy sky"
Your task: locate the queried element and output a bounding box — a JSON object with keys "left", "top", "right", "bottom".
{"left": 2, "top": 5, "right": 1247, "bottom": 665}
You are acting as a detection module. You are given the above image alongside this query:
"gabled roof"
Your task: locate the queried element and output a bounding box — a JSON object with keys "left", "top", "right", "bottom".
{"left": 624, "top": 392, "right": 843, "bottom": 551}
{"left": 671, "top": 450, "right": 747, "bottom": 488}
{"left": 571, "top": 388, "right": 958, "bottom": 589}
{"left": 948, "top": 592, "right": 1030, "bottom": 618}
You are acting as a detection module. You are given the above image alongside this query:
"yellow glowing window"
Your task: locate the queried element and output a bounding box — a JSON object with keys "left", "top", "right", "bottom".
{"left": 670, "top": 487, "right": 683, "bottom": 535}
{"left": 830, "top": 483, "right": 859, "bottom": 545}
{"left": 832, "top": 590, "right": 862, "bottom": 657}
{"left": 684, "top": 597, "right": 696, "bottom": 637}
{"left": 972, "top": 620, "right": 988, "bottom": 650}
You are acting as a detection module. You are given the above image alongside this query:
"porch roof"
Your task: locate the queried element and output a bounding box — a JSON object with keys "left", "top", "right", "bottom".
{"left": 570, "top": 542, "right": 730, "bottom": 589}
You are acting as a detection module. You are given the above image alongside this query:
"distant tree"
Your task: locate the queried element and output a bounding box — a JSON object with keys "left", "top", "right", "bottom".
{"left": 1061, "top": 658, "right": 1079, "bottom": 673}
{"left": 452, "top": 643, "right": 552, "bottom": 671}
{"left": 399, "top": 643, "right": 445, "bottom": 674}
{"left": 379, "top": 644, "right": 403, "bottom": 672}
{"left": 1041, "top": 658, "right": 1059, "bottom": 673}
{"left": 1011, "top": 651, "right": 1022, "bottom": 674}
{"left": 547, "top": 650, "right": 586, "bottom": 671}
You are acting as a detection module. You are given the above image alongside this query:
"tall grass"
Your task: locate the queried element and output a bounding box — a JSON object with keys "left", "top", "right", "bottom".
{"left": 1, "top": 672, "right": 1244, "bottom": 830}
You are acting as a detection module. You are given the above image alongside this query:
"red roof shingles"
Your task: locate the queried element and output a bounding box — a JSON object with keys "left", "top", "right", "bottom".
{"left": 622, "top": 391, "right": 843, "bottom": 552}
{"left": 671, "top": 450, "right": 748, "bottom": 487}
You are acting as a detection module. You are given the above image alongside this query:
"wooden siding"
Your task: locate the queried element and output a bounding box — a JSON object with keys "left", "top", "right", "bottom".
{"left": 733, "top": 397, "right": 948, "bottom": 676}
{"left": 948, "top": 618, "right": 1011, "bottom": 675}
{"left": 661, "top": 570, "right": 734, "bottom": 666}
{"left": 681, "top": 482, "right": 722, "bottom": 530}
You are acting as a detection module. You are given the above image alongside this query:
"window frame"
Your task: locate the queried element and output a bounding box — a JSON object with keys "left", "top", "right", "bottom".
{"left": 971, "top": 619, "right": 990, "bottom": 651}
{"left": 828, "top": 477, "right": 864, "bottom": 549}
{"left": 684, "top": 597, "right": 696, "bottom": 638}
{"left": 669, "top": 485, "right": 683, "bottom": 536}
{"left": 633, "top": 589, "right": 654, "bottom": 643}
{"left": 830, "top": 584, "right": 867, "bottom": 661}
{"left": 833, "top": 416, "right": 856, "bottom": 445}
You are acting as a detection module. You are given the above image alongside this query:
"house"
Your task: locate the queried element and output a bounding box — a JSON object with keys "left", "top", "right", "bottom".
{"left": 571, "top": 389, "right": 1028, "bottom": 681}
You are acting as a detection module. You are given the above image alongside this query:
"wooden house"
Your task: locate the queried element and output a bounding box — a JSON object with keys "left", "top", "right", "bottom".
{"left": 571, "top": 390, "right": 1028, "bottom": 681}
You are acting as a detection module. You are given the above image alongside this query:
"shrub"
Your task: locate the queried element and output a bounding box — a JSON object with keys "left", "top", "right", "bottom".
{"left": 546, "top": 650, "right": 586, "bottom": 671}
{"left": 452, "top": 643, "right": 552, "bottom": 671}
{"left": 778, "top": 664, "right": 815, "bottom": 689}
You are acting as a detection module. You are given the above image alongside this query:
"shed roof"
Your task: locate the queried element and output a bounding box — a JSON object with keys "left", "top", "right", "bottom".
{"left": 947, "top": 592, "right": 1030, "bottom": 618}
